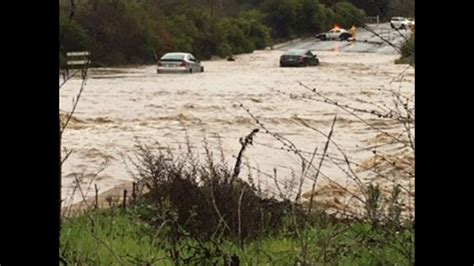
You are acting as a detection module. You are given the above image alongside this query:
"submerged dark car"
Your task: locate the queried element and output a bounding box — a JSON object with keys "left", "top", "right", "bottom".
{"left": 279, "top": 49, "right": 319, "bottom": 67}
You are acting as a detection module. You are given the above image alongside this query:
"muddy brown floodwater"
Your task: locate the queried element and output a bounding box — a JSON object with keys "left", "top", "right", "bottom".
{"left": 60, "top": 49, "right": 414, "bottom": 217}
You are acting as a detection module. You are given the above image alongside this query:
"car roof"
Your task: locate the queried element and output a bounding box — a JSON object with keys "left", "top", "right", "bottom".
{"left": 162, "top": 52, "right": 190, "bottom": 57}
{"left": 329, "top": 28, "right": 347, "bottom": 32}
{"left": 284, "top": 49, "right": 309, "bottom": 55}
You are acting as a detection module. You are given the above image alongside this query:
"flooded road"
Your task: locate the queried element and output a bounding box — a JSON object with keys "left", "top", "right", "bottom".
{"left": 60, "top": 34, "right": 414, "bottom": 216}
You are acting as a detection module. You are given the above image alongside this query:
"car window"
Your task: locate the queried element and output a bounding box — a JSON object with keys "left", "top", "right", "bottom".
{"left": 161, "top": 53, "right": 185, "bottom": 60}
{"left": 285, "top": 49, "right": 304, "bottom": 56}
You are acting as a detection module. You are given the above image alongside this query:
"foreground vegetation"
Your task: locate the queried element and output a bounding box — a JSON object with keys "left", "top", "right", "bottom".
{"left": 395, "top": 31, "right": 415, "bottom": 65}
{"left": 61, "top": 208, "right": 413, "bottom": 265}
{"left": 60, "top": 141, "right": 414, "bottom": 265}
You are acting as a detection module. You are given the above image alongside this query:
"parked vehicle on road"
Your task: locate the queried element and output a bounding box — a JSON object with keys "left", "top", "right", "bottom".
{"left": 157, "top": 52, "right": 204, "bottom": 74}
{"left": 280, "top": 49, "right": 319, "bottom": 67}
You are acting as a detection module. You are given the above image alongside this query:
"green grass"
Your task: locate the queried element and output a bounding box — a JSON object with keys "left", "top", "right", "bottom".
{"left": 60, "top": 209, "right": 169, "bottom": 265}
{"left": 60, "top": 208, "right": 413, "bottom": 265}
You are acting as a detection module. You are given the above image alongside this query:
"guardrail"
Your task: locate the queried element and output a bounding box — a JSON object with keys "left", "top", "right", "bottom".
{"left": 64, "top": 51, "right": 91, "bottom": 79}
{"left": 365, "top": 16, "right": 380, "bottom": 25}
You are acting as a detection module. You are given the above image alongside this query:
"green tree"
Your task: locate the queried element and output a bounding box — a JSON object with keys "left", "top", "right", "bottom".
{"left": 58, "top": 0, "right": 370, "bottom": 66}
{"left": 294, "top": 0, "right": 325, "bottom": 34}
{"left": 333, "top": 2, "right": 366, "bottom": 28}
{"left": 345, "top": 0, "right": 391, "bottom": 17}
{"left": 60, "top": 15, "right": 90, "bottom": 53}
{"left": 261, "top": 0, "right": 298, "bottom": 38}
{"left": 320, "top": 4, "right": 335, "bottom": 30}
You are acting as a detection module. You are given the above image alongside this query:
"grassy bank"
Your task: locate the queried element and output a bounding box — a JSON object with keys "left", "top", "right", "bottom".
{"left": 60, "top": 207, "right": 412, "bottom": 265}
{"left": 60, "top": 137, "right": 414, "bottom": 265}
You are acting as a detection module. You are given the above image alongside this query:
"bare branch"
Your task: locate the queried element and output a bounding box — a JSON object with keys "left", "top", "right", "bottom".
{"left": 231, "top": 128, "right": 259, "bottom": 184}
{"left": 59, "top": 69, "right": 83, "bottom": 90}
{"left": 237, "top": 186, "right": 246, "bottom": 249}
{"left": 307, "top": 116, "right": 337, "bottom": 214}
{"left": 60, "top": 67, "right": 88, "bottom": 136}
{"left": 296, "top": 145, "right": 318, "bottom": 203}
{"left": 298, "top": 82, "right": 409, "bottom": 147}
{"left": 60, "top": 148, "right": 74, "bottom": 166}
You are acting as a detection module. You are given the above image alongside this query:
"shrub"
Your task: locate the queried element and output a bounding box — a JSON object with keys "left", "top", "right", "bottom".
{"left": 397, "top": 32, "right": 415, "bottom": 65}
{"left": 332, "top": 2, "right": 366, "bottom": 28}
{"left": 131, "top": 142, "right": 303, "bottom": 242}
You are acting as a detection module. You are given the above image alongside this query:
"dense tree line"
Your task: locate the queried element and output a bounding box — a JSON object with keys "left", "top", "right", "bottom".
{"left": 318, "top": 0, "right": 413, "bottom": 18}
{"left": 60, "top": 0, "right": 367, "bottom": 66}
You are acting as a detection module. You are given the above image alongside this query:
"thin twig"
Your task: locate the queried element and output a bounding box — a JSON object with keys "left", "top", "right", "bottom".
{"left": 298, "top": 82, "right": 409, "bottom": 146}
{"left": 307, "top": 116, "right": 337, "bottom": 214}
{"left": 59, "top": 68, "right": 83, "bottom": 90}
{"left": 296, "top": 145, "right": 318, "bottom": 203}
{"left": 231, "top": 128, "right": 259, "bottom": 184}
{"left": 61, "top": 148, "right": 74, "bottom": 166}
{"left": 60, "top": 67, "right": 88, "bottom": 136}
{"left": 237, "top": 186, "right": 246, "bottom": 249}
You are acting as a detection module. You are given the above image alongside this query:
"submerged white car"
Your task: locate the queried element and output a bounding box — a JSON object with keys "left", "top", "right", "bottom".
{"left": 157, "top": 52, "right": 204, "bottom": 74}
